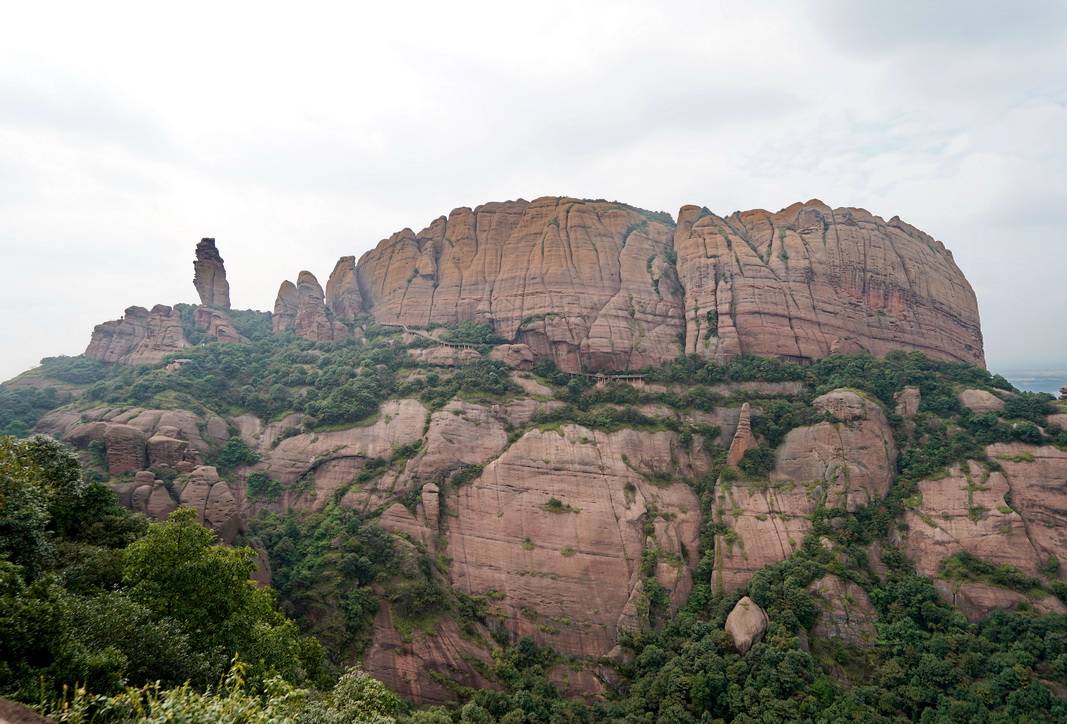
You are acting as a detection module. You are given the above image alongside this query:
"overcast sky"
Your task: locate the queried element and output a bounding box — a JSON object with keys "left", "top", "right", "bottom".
{"left": 2, "top": 0, "right": 1065, "bottom": 381}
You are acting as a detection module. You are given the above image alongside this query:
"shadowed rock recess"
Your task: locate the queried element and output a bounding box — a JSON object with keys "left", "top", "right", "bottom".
{"left": 35, "top": 195, "right": 1067, "bottom": 717}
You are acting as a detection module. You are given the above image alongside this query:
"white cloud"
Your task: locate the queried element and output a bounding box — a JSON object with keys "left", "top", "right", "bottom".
{"left": 1, "top": 0, "right": 1064, "bottom": 379}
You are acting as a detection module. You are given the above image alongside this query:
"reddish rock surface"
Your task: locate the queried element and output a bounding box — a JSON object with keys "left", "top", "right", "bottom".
{"left": 176, "top": 465, "right": 241, "bottom": 542}
{"left": 672, "top": 201, "right": 984, "bottom": 366}
{"left": 490, "top": 343, "right": 536, "bottom": 370}
{"left": 713, "top": 389, "right": 896, "bottom": 592}
{"left": 273, "top": 271, "right": 347, "bottom": 341}
{"left": 193, "top": 237, "right": 230, "bottom": 309}
{"left": 193, "top": 306, "right": 246, "bottom": 344}
{"left": 725, "top": 596, "right": 768, "bottom": 654}
{"left": 807, "top": 575, "right": 877, "bottom": 645}
{"left": 898, "top": 446, "right": 1067, "bottom": 619}
{"left": 356, "top": 197, "right": 684, "bottom": 372}
{"left": 325, "top": 255, "right": 363, "bottom": 322}
{"left": 38, "top": 406, "right": 229, "bottom": 461}
{"left": 103, "top": 424, "right": 147, "bottom": 474}
{"left": 84, "top": 305, "right": 189, "bottom": 365}
{"left": 446, "top": 423, "right": 706, "bottom": 658}
{"left": 408, "top": 346, "right": 482, "bottom": 366}
{"left": 726, "top": 402, "right": 755, "bottom": 465}
{"left": 958, "top": 388, "right": 1005, "bottom": 413}
{"left": 363, "top": 600, "right": 494, "bottom": 706}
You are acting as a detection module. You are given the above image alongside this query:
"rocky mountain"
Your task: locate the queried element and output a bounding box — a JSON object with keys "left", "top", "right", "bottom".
{"left": 81, "top": 197, "right": 984, "bottom": 373}
{"left": 10, "top": 196, "right": 1067, "bottom": 721}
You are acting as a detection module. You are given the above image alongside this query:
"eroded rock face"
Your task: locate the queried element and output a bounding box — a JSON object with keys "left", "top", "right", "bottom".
{"left": 447, "top": 423, "right": 705, "bottom": 658}
{"left": 490, "top": 343, "right": 536, "bottom": 370}
{"left": 193, "top": 238, "right": 230, "bottom": 309}
{"left": 356, "top": 197, "right": 684, "bottom": 372}
{"left": 725, "top": 596, "right": 768, "bottom": 654}
{"left": 364, "top": 600, "right": 494, "bottom": 705}
{"left": 325, "top": 256, "right": 363, "bottom": 322}
{"left": 193, "top": 306, "right": 246, "bottom": 344}
{"left": 673, "top": 201, "right": 984, "bottom": 366}
{"left": 273, "top": 271, "right": 347, "bottom": 341}
{"left": 85, "top": 305, "right": 189, "bottom": 365}
{"left": 176, "top": 465, "right": 241, "bottom": 542}
{"left": 898, "top": 445, "right": 1067, "bottom": 620}
{"left": 258, "top": 399, "right": 428, "bottom": 510}
{"left": 726, "top": 402, "right": 755, "bottom": 465}
{"left": 900, "top": 462, "right": 1040, "bottom": 578}
{"left": 38, "top": 406, "right": 229, "bottom": 463}
{"left": 272, "top": 281, "right": 298, "bottom": 334}
{"left": 807, "top": 575, "right": 877, "bottom": 645}
{"left": 103, "top": 424, "right": 147, "bottom": 474}
{"left": 713, "top": 389, "right": 896, "bottom": 591}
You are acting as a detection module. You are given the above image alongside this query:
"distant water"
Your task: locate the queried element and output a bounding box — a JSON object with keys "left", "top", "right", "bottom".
{"left": 1001, "top": 371, "right": 1067, "bottom": 396}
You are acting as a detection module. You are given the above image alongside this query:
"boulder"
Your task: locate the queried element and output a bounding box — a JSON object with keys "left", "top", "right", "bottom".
{"left": 959, "top": 388, "right": 1005, "bottom": 413}
{"left": 193, "top": 237, "right": 230, "bottom": 309}
{"left": 176, "top": 466, "right": 240, "bottom": 542}
{"left": 147, "top": 433, "right": 190, "bottom": 469}
{"left": 725, "top": 596, "right": 768, "bottom": 654}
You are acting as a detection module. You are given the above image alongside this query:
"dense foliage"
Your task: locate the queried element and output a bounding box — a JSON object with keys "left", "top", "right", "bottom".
{"left": 6, "top": 318, "right": 1067, "bottom": 721}
{"left": 0, "top": 436, "right": 327, "bottom": 713}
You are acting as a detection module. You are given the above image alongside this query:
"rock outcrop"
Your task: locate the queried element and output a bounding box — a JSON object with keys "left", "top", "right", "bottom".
{"left": 959, "top": 388, "right": 1005, "bottom": 413}
{"left": 725, "top": 596, "right": 768, "bottom": 654}
{"left": 672, "top": 200, "right": 984, "bottom": 366}
{"left": 713, "top": 389, "right": 896, "bottom": 591}
{"left": 84, "top": 305, "right": 189, "bottom": 365}
{"left": 807, "top": 575, "right": 877, "bottom": 645}
{"left": 273, "top": 271, "right": 347, "bottom": 341}
{"left": 193, "top": 237, "right": 230, "bottom": 309}
{"left": 898, "top": 446, "right": 1067, "bottom": 620}
{"left": 356, "top": 197, "right": 684, "bottom": 372}
{"left": 325, "top": 256, "right": 363, "bottom": 322}
{"left": 726, "top": 402, "right": 755, "bottom": 466}
{"left": 446, "top": 423, "right": 706, "bottom": 658}
{"left": 193, "top": 306, "right": 246, "bottom": 344}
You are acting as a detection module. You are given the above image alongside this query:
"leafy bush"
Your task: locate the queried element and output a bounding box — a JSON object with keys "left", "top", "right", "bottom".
{"left": 442, "top": 321, "right": 504, "bottom": 345}
{"left": 738, "top": 445, "right": 775, "bottom": 478}
{"left": 38, "top": 356, "right": 110, "bottom": 385}
{"left": 211, "top": 437, "right": 261, "bottom": 471}
{"left": 0, "top": 385, "right": 67, "bottom": 437}
{"left": 246, "top": 472, "right": 282, "bottom": 502}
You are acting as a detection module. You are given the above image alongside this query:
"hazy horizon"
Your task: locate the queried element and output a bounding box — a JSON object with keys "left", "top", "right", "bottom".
{"left": 3, "top": 1, "right": 1066, "bottom": 380}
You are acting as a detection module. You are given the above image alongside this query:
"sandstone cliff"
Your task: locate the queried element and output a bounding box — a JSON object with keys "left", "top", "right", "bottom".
{"left": 672, "top": 201, "right": 984, "bottom": 366}
{"left": 84, "top": 304, "right": 189, "bottom": 365}
{"left": 355, "top": 197, "right": 684, "bottom": 372}
{"left": 325, "top": 255, "right": 363, "bottom": 322}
